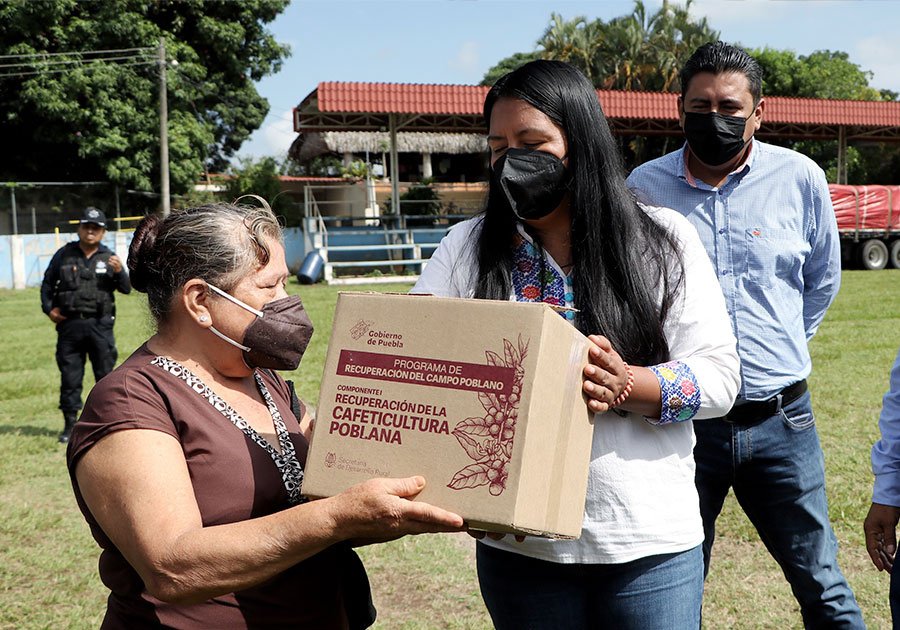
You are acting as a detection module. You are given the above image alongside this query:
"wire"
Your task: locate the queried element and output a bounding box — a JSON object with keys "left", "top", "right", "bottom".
{"left": 0, "top": 53, "right": 156, "bottom": 70}
{"left": 256, "top": 108, "right": 300, "bottom": 138}
{"left": 0, "top": 45, "right": 157, "bottom": 80}
{"left": 0, "top": 59, "right": 156, "bottom": 79}
{"left": 0, "top": 46, "right": 155, "bottom": 60}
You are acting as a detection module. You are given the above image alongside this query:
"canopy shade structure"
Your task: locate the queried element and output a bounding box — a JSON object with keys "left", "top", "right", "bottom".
{"left": 293, "top": 82, "right": 900, "bottom": 187}
{"left": 295, "top": 81, "right": 900, "bottom": 141}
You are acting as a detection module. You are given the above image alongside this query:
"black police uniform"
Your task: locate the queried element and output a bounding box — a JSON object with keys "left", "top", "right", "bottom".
{"left": 40, "top": 240, "right": 131, "bottom": 421}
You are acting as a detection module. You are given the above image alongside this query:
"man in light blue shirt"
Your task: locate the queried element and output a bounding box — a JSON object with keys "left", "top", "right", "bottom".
{"left": 864, "top": 347, "right": 900, "bottom": 623}
{"left": 627, "top": 41, "right": 863, "bottom": 627}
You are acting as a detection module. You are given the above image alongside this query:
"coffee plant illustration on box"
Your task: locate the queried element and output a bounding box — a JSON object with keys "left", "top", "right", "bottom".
{"left": 448, "top": 336, "right": 528, "bottom": 496}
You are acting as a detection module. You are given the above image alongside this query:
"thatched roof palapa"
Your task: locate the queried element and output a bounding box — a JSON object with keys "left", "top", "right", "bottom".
{"left": 290, "top": 131, "right": 486, "bottom": 163}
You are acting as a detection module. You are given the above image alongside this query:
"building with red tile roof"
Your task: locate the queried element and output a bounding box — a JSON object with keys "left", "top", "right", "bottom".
{"left": 295, "top": 81, "right": 900, "bottom": 141}
{"left": 291, "top": 82, "right": 900, "bottom": 192}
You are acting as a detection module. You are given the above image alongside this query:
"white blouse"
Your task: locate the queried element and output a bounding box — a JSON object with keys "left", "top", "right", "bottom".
{"left": 413, "top": 205, "right": 740, "bottom": 564}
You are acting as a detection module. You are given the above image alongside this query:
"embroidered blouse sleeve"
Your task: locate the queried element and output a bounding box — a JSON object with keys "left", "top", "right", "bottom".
{"left": 646, "top": 361, "right": 702, "bottom": 425}
{"left": 647, "top": 208, "right": 741, "bottom": 423}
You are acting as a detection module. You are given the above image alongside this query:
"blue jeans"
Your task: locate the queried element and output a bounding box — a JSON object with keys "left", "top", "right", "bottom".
{"left": 694, "top": 391, "right": 865, "bottom": 628}
{"left": 476, "top": 542, "right": 703, "bottom": 629}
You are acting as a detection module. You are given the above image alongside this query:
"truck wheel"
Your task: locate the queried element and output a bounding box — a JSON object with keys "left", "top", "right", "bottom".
{"left": 858, "top": 239, "right": 889, "bottom": 270}
{"left": 890, "top": 240, "right": 900, "bottom": 269}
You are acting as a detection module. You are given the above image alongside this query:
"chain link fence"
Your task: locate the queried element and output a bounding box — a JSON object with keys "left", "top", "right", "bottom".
{"left": 0, "top": 182, "right": 164, "bottom": 235}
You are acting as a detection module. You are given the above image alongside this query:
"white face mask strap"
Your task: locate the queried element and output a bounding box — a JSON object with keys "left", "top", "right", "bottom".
{"left": 208, "top": 325, "right": 251, "bottom": 352}
{"left": 206, "top": 282, "right": 264, "bottom": 318}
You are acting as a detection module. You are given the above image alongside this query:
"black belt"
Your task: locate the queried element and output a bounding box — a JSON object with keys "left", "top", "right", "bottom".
{"left": 67, "top": 312, "right": 101, "bottom": 319}
{"left": 723, "top": 380, "right": 808, "bottom": 425}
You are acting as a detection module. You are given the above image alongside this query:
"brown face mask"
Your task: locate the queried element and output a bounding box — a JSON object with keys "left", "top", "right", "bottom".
{"left": 207, "top": 284, "right": 315, "bottom": 371}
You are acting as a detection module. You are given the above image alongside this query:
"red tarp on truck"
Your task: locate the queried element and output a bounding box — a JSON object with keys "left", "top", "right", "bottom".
{"left": 829, "top": 184, "right": 900, "bottom": 234}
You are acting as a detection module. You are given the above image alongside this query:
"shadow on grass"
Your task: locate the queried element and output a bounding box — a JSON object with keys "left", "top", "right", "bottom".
{"left": 0, "top": 425, "right": 58, "bottom": 438}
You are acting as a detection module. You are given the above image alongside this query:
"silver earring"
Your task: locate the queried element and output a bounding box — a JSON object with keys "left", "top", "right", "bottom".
{"left": 199, "top": 315, "right": 208, "bottom": 323}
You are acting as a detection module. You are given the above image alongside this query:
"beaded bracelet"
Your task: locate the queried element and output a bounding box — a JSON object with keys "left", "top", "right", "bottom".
{"left": 610, "top": 363, "right": 635, "bottom": 408}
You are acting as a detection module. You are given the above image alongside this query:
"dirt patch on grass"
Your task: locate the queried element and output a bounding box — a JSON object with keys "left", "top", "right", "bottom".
{"left": 360, "top": 533, "right": 489, "bottom": 629}
{"left": 449, "top": 531, "right": 477, "bottom": 559}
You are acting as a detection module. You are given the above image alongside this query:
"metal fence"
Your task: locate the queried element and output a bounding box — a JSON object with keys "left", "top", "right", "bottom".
{"left": 0, "top": 182, "right": 161, "bottom": 236}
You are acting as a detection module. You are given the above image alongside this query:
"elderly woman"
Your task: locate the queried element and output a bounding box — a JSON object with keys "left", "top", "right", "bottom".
{"left": 66, "top": 202, "right": 463, "bottom": 628}
{"left": 413, "top": 60, "right": 740, "bottom": 629}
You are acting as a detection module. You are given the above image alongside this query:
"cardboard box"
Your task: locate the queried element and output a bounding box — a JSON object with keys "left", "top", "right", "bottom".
{"left": 303, "top": 292, "right": 594, "bottom": 539}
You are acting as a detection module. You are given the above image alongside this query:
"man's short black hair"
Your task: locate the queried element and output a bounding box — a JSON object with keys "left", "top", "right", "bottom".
{"left": 680, "top": 41, "right": 763, "bottom": 104}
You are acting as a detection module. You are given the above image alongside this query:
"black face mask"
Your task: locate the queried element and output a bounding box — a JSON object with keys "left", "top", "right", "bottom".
{"left": 207, "top": 284, "right": 315, "bottom": 371}
{"left": 492, "top": 148, "right": 568, "bottom": 220}
{"left": 683, "top": 111, "right": 750, "bottom": 167}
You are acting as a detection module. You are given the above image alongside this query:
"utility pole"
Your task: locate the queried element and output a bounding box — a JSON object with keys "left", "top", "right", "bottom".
{"left": 158, "top": 38, "right": 171, "bottom": 217}
{"left": 10, "top": 187, "right": 17, "bottom": 236}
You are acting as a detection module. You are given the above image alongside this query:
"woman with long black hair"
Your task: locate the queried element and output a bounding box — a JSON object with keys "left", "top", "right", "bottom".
{"left": 414, "top": 60, "right": 740, "bottom": 628}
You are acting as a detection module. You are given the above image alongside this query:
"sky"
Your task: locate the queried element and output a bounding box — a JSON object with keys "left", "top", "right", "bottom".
{"left": 236, "top": 0, "right": 900, "bottom": 160}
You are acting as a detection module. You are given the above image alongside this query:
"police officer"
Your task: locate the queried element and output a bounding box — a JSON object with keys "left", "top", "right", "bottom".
{"left": 41, "top": 207, "right": 131, "bottom": 443}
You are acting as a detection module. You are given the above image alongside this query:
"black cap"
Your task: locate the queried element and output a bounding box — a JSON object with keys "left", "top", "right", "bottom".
{"left": 79, "top": 207, "right": 107, "bottom": 228}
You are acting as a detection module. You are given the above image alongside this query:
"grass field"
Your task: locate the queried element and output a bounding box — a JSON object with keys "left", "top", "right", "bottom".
{"left": 1, "top": 270, "right": 898, "bottom": 629}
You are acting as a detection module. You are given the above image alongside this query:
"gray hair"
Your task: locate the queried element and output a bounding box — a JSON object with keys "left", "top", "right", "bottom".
{"left": 128, "top": 202, "right": 283, "bottom": 324}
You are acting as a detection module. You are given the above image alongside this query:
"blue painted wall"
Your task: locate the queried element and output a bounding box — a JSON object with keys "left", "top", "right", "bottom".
{"left": 2, "top": 226, "right": 450, "bottom": 289}
{"left": 0, "top": 236, "right": 11, "bottom": 289}
{"left": 2, "top": 230, "right": 309, "bottom": 289}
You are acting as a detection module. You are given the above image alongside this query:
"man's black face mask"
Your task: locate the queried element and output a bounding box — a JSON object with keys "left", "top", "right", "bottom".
{"left": 683, "top": 111, "right": 749, "bottom": 167}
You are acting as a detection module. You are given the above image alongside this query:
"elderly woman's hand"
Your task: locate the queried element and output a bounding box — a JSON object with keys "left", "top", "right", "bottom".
{"left": 329, "top": 476, "right": 464, "bottom": 544}
{"left": 582, "top": 334, "right": 632, "bottom": 413}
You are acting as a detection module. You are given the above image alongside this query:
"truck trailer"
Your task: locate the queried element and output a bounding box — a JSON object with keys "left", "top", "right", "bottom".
{"left": 830, "top": 184, "right": 900, "bottom": 270}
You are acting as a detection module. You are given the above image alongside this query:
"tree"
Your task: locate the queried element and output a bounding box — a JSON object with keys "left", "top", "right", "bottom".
{"left": 0, "top": 0, "right": 289, "bottom": 195}
{"left": 645, "top": 0, "right": 719, "bottom": 92}
{"left": 282, "top": 154, "right": 343, "bottom": 178}
{"left": 482, "top": 1, "right": 719, "bottom": 93}
{"left": 479, "top": 2, "right": 719, "bottom": 168}
{"left": 385, "top": 178, "right": 443, "bottom": 226}
{"left": 225, "top": 156, "right": 281, "bottom": 202}
{"left": 598, "top": 12, "right": 650, "bottom": 90}
{"left": 752, "top": 47, "right": 884, "bottom": 101}
{"left": 480, "top": 51, "right": 542, "bottom": 87}
{"left": 536, "top": 13, "right": 606, "bottom": 84}
{"left": 224, "top": 156, "right": 305, "bottom": 226}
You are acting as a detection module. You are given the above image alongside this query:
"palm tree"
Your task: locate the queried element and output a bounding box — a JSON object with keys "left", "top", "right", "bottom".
{"left": 538, "top": 13, "right": 585, "bottom": 63}
{"left": 501, "top": 1, "right": 719, "bottom": 94}
{"left": 602, "top": 6, "right": 651, "bottom": 90}
{"left": 647, "top": 0, "right": 719, "bottom": 92}
{"left": 538, "top": 13, "right": 600, "bottom": 82}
